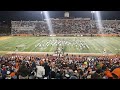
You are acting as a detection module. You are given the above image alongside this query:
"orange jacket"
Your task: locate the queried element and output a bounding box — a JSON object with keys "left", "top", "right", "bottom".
{"left": 104, "top": 70, "right": 113, "bottom": 78}
{"left": 112, "top": 68, "right": 120, "bottom": 78}
{"left": 10, "top": 72, "right": 15, "bottom": 77}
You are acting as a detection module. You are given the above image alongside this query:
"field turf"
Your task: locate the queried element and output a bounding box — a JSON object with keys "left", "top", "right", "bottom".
{"left": 0, "top": 36, "right": 120, "bottom": 54}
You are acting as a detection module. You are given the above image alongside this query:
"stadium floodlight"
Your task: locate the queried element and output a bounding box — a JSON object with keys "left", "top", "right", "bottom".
{"left": 41, "top": 11, "right": 43, "bottom": 14}
{"left": 94, "top": 11, "right": 103, "bottom": 32}
{"left": 90, "top": 11, "right": 103, "bottom": 36}
{"left": 91, "top": 11, "right": 95, "bottom": 13}
{"left": 91, "top": 11, "right": 96, "bottom": 20}
{"left": 43, "top": 11, "right": 54, "bottom": 35}
{"left": 40, "top": 11, "right": 43, "bottom": 21}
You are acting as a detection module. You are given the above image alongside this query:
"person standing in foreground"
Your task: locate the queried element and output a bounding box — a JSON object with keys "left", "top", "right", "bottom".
{"left": 36, "top": 63, "right": 45, "bottom": 79}
{"left": 17, "top": 62, "right": 30, "bottom": 79}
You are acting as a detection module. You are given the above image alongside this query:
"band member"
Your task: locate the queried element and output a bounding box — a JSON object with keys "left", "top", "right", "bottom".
{"left": 16, "top": 47, "right": 18, "bottom": 52}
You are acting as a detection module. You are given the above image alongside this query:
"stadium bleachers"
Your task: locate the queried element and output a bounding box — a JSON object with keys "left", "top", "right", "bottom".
{"left": 11, "top": 18, "right": 120, "bottom": 36}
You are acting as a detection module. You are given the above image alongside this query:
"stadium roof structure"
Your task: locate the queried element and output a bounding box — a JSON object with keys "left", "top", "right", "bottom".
{"left": 0, "top": 11, "right": 120, "bottom": 21}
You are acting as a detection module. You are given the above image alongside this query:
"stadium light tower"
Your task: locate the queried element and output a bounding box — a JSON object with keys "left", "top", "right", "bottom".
{"left": 91, "top": 11, "right": 95, "bottom": 20}
{"left": 90, "top": 11, "right": 95, "bottom": 34}
{"left": 41, "top": 11, "right": 43, "bottom": 21}
{"left": 43, "top": 11, "right": 54, "bottom": 35}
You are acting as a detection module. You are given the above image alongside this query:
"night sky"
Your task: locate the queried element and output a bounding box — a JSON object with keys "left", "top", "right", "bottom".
{"left": 0, "top": 11, "right": 120, "bottom": 21}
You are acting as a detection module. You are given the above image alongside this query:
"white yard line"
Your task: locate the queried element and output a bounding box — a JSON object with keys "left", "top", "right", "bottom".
{"left": 18, "top": 37, "right": 35, "bottom": 51}
{"left": 87, "top": 38, "right": 102, "bottom": 53}
{"left": 30, "top": 37, "right": 45, "bottom": 52}
{"left": 109, "top": 38, "right": 118, "bottom": 49}
{"left": 94, "top": 38, "right": 113, "bottom": 53}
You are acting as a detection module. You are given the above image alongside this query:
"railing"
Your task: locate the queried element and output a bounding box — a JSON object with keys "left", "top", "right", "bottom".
{"left": 11, "top": 34, "right": 120, "bottom": 37}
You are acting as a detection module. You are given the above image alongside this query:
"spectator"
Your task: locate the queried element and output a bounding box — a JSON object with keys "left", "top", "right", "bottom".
{"left": 44, "top": 63, "right": 51, "bottom": 78}
{"left": 17, "top": 62, "right": 30, "bottom": 79}
{"left": 112, "top": 68, "right": 120, "bottom": 79}
{"left": 36, "top": 63, "right": 45, "bottom": 79}
{"left": 0, "top": 54, "right": 120, "bottom": 79}
{"left": 10, "top": 70, "right": 17, "bottom": 79}
{"left": 11, "top": 19, "right": 120, "bottom": 35}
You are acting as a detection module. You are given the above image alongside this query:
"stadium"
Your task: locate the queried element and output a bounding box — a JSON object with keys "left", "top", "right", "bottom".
{"left": 0, "top": 11, "right": 120, "bottom": 79}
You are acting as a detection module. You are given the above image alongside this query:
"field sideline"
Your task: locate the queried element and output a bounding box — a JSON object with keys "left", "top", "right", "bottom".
{"left": 0, "top": 36, "right": 120, "bottom": 55}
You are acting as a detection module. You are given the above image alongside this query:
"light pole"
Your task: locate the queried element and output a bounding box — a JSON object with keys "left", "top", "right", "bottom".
{"left": 90, "top": 11, "right": 95, "bottom": 34}
{"left": 91, "top": 11, "right": 95, "bottom": 21}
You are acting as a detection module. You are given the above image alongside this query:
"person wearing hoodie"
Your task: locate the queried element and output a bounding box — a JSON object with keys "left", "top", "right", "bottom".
{"left": 17, "top": 62, "right": 30, "bottom": 79}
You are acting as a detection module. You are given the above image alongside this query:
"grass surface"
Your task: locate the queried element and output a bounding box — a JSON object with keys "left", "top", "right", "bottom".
{"left": 0, "top": 36, "right": 120, "bottom": 54}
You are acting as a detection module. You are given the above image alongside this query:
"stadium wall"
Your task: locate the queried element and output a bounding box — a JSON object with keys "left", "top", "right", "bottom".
{"left": 11, "top": 34, "right": 120, "bottom": 37}
{"left": 12, "top": 34, "right": 33, "bottom": 36}
{"left": 5, "top": 51, "right": 120, "bottom": 59}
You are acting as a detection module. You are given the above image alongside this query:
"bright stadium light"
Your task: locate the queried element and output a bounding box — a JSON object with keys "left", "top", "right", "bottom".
{"left": 94, "top": 11, "right": 103, "bottom": 33}
{"left": 43, "top": 11, "right": 54, "bottom": 35}
{"left": 41, "top": 11, "right": 43, "bottom": 14}
{"left": 91, "top": 11, "right": 95, "bottom": 20}
{"left": 91, "top": 11, "right": 95, "bottom": 13}
{"left": 41, "top": 11, "right": 43, "bottom": 21}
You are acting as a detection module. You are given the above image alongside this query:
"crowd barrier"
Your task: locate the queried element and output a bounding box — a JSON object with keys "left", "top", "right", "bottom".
{"left": 94, "top": 34, "right": 119, "bottom": 37}
{"left": 5, "top": 51, "right": 120, "bottom": 59}
{"left": 12, "top": 34, "right": 33, "bottom": 36}
{"left": 11, "top": 34, "right": 120, "bottom": 37}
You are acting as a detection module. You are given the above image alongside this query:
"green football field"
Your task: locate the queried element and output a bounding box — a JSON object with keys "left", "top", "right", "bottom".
{"left": 0, "top": 36, "right": 120, "bottom": 55}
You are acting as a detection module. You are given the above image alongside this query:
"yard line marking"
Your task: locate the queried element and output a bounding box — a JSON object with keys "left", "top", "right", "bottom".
{"left": 30, "top": 37, "right": 46, "bottom": 52}
{"left": 16, "top": 37, "right": 36, "bottom": 52}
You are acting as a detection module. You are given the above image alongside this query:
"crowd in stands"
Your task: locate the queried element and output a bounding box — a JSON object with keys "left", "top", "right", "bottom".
{"left": 0, "top": 54, "right": 120, "bottom": 79}
{"left": 11, "top": 18, "right": 120, "bottom": 35}
{"left": 0, "top": 21, "right": 11, "bottom": 35}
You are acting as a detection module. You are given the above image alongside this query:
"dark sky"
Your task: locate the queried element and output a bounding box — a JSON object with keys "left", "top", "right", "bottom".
{"left": 0, "top": 11, "right": 120, "bottom": 21}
